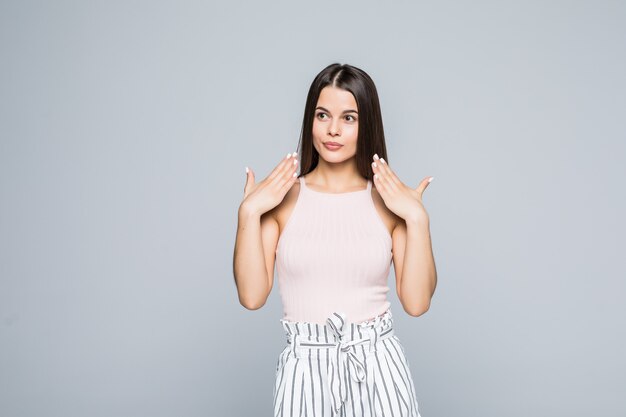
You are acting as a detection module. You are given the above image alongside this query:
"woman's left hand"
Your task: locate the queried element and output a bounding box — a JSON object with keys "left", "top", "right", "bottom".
{"left": 371, "top": 154, "right": 433, "bottom": 224}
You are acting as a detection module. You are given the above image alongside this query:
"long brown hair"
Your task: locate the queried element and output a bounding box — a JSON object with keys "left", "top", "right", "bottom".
{"left": 297, "top": 63, "right": 388, "bottom": 182}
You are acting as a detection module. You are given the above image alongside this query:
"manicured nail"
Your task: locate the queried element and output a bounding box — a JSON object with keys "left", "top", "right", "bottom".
{"left": 293, "top": 151, "right": 298, "bottom": 156}
{"left": 286, "top": 152, "right": 291, "bottom": 159}
{"left": 374, "top": 174, "right": 378, "bottom": 180}
{"left": 380, "top": 158, "right": 386, "bottom": 164}
{"left": 428, "top": 176, "right": 434, "bottom": 183}
{"left": 292, "top": 172, "right": 297, "bottom": 177}
{"left": 373, "top": 154, "right": 379, "bottom": 160}
{"left": 245, "top": 166, "right": 249, "bottom": 174}
{"left": 293, "top": 159, "right": 298, "bottom": 165}
{"left": 372, "top": 162, "right": 377, "bottom": 168}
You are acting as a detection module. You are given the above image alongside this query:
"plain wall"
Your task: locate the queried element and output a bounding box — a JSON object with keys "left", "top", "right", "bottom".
{"left": 1, "top": 1, "right": 625, "bottom": 416}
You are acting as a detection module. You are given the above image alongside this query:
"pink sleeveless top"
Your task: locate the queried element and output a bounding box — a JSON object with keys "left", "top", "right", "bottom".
{"left": 275, "top": 176, "right": 393, "bottom": 324}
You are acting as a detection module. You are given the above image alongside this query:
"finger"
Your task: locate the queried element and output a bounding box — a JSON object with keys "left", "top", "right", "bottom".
{"left": 273, "top": 151, "right": 296, "bottom": 179}
{"left": 274, "top": 152, "right": 299, "bottom": 190}
{"left": 372, "top": 159, "right": 392, "bottom": 196}
{"left": 268, "top": 152, "right": 297, "bottom": 181}
{"left": 371, "top": 155, "right": 386, "bottom": 194}
{"left": 372, "top": 171, "right": 389, "bottom": 197}
{"left": 372, "top": 156, "right": 399, "bottom": 192}
{"left": 277, "top": 151, "right": 298, "bottom": 181}
{"left": 244, "top": 167, "right": 255, "bottom": 194}
{"left": 375, "top": 155, "right": 402, "bottom": 189}
{"left": 416, "top": 176, "right": 433, "bottom": 196}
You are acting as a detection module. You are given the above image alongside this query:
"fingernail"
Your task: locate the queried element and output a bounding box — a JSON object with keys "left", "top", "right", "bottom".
{"left": 380, "top": 158, "right": 386, "bottom": 164}
{"left": 286, "top": 152, "right": 291, "bottom": 159}
{"left": 373, "top": 153, "right": 379, "bottom": 160}
{"left": 293, "top": 151, "right": 298, "bottom": 156}
{"left": 428, "top": 176, "right": 434, "bottom": 183}
{"left": 245, "top": 166, "right": 249, "bottom": 174}
{"left": 372, "top": 162, "right": 377, "bottom": 168}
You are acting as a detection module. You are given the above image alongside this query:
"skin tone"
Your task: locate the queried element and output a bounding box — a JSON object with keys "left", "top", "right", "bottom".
{"left": 234, "top": 85, "right": 437, "bottom": 317}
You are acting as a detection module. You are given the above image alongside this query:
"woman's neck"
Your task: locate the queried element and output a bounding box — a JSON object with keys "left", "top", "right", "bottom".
{"left": 305, "top": 163, "right": 366, "bottom": 193}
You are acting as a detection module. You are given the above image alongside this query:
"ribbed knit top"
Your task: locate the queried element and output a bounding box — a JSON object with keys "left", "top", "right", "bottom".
{"left": 275, "top": 175, "right": 393, "bottom": 325}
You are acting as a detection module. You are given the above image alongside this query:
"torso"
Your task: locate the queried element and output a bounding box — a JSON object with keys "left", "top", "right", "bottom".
{"left": 267, "top": 172, "right": 403, "bottom": 323}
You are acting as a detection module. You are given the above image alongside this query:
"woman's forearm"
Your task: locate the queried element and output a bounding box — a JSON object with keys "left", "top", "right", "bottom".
{"left": 399, "top": 218, "right": 437, "bottom": 316}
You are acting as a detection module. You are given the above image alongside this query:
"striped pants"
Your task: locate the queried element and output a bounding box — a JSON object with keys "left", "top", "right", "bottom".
{"left": 273, "top": 308, "right": 422, "bottom": 417}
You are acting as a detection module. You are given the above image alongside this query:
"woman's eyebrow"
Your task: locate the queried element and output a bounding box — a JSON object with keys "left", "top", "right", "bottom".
{"left": 315, "top": 106, "right": 358, "bottom": 114}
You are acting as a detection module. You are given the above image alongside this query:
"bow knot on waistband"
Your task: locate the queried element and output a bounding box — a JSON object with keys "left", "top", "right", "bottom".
{"left": 326, "top": 312, "right": 368, "bottom": 413}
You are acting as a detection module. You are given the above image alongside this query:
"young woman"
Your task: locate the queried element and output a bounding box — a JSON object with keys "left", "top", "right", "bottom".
{"left": 234, "top": 63, "right": 437, "bottom": 416}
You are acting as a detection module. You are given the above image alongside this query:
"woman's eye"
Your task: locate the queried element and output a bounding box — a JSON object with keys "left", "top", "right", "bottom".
{"left": 316, "top": 112, "right": 356, "bottom": 121}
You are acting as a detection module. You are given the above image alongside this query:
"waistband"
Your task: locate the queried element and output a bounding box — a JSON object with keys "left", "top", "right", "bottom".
{"left": 280, "top": 308, "right": 394, "bottom": 353}
{"left": 279, "top": 308, "right": 395, "bottom": 414}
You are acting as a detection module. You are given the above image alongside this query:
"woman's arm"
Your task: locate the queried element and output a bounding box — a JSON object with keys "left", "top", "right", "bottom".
{"left": 232, "top": 153, "right": 298, "bottom": 310}
{"left": 233, "top": 203, "right": 279, "bottom": 310}
{"left": 391, "top": 218, "right": 437, "bottom": 316}
{"left": 370, "top": 154, "right": 436, "bottom": 317}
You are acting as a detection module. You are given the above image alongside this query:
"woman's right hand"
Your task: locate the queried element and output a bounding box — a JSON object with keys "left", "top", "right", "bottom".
{"left": 240, "top": 152, "right": 299, "bottom": 216}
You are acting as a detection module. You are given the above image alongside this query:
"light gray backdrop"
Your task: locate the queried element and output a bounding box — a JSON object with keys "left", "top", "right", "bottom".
{"left": 1, "top": 1, "right": 624, "bottom": 416}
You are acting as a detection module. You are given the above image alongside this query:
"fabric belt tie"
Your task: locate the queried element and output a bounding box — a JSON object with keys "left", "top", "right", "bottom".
{"left": 326, "top": 312, "right": 368, "bottom": 413}
{"left": 287, "top": 312, "right": 394, "bottom": 414}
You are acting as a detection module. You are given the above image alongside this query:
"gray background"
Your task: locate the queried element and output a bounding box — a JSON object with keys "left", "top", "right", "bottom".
{"left": 1, "top": 1, "right": 624, "bottom": 416}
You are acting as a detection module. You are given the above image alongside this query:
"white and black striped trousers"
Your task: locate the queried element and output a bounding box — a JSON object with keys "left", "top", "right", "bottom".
{"left": 273, "top": 308, "right": 422, "bottom": 417}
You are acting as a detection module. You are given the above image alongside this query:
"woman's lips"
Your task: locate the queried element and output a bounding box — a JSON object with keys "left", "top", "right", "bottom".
{"left": 323, "top": 142, "right": 343, "bottom": 151}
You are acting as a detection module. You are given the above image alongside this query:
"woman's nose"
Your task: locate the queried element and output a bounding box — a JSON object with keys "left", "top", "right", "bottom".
{"left": 328, "top": 120, "right": 341, "bottom": 135}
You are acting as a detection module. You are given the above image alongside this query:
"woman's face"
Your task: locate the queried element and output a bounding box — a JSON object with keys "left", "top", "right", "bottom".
{"left": 312, "top": 86, "right": 359, "bottom": 163}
